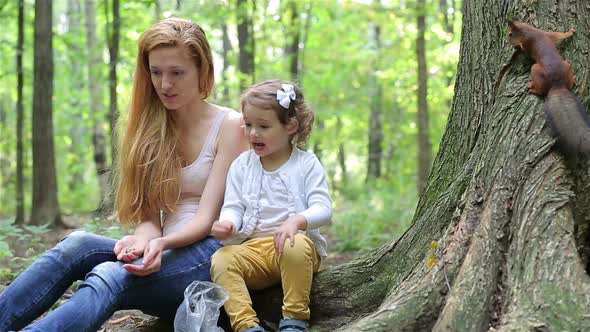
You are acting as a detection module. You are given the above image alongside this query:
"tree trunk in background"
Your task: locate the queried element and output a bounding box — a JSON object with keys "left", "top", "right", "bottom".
{"left": 153, "top": 0, "right": 161, "bottom": 19}
{"left": 250, "top": 1, "right": 590, "bottom": 330}
{"left": 366, "top": 17, "right": 383, "bottom": 183}
{"left": 85, "top": 0, "right": 109, "bottom": 213}
{"left": 66, "top": 0, "right": 85, "bottom": 191}
{"left": 337, "top": 118, "right": 347, "bottom": 185}
{"left": 312, "top": 119, "right": 323, "bottom": 162}
{"left": 439, "top": 0, "right": 454, "bottom": 34}
{"left": 220, "top": 23, "right": 232, "bottom": 104}
{"left": 31, "top": 0, "right": 62, "bottom": 227}
{"left": 298, "top": 2, "right": 312, "bottom": 79}
{"left": 284, "top": 0, "right": 300, "bottom": 79}
{"left": 15, "top": 0, "right": 25, "bottom": 225}
{"left": 237, "top": 0, "right": 254, "bottom": 91}
{"left": 439, "top": 0, "right": 456, "bottom": 97}
{"left": 383, "top": 143, "right": 395, "bottom": 179}
{"left": 416, "top": 0, "right": 431, "bottom": 194}
{"left": 0, "top": 97, "right": 9, "bottom": 212}
{"left": 106, "top": 0, "right": 119, "bottom": 165}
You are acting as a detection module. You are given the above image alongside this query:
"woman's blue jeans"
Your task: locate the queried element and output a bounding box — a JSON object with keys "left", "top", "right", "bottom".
{"left": 0, "top": 231, "right": 222, "bottom": 332}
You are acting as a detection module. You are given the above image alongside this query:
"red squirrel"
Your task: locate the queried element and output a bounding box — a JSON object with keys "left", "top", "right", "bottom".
{"left": 508, "top": 20, "right": 590, "bottom": 157}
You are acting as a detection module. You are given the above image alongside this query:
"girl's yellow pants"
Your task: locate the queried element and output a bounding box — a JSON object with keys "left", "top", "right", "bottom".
{"left": 210, "top": 234, "right": 320, "bottom": 332}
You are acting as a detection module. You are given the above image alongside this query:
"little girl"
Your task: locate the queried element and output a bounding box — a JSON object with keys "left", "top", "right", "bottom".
{"left": 210, "top": 80, "right": 332, "bottom": 332}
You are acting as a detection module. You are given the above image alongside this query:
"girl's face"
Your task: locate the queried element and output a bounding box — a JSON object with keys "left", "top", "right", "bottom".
{"left": 242, "top": 103, "right": 297, "bottom": 167}
{"left": 148, "top": 45, "right": 201, "bottom": 111}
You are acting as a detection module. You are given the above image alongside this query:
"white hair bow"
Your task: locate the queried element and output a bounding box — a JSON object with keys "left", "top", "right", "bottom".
{"left": 276, "top": 84, "right": 296, "bottom": 109}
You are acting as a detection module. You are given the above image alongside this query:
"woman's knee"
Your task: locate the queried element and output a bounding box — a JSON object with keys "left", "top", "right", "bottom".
{"left": 55, "top": 231, "right": 95, "bottom": 258}
{"left": 82, "top": 261, "right": 128, "bottom": 293}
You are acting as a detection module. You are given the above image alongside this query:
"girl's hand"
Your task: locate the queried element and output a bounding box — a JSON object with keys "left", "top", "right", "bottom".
{"left": 274, "top": 215, "right": 307, "bottom": 255}
{"left": 212, "top": 221, "right": 235, "bottom": 241}
{"left": 123, "top": 237, "right": 165, "bottom": 276}
{"left": 113, "top": 235, "right": 148, "bottom": 262}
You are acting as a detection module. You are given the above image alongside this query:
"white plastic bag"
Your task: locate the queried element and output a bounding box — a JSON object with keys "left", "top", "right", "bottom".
{"left": 174, "top": 281, "right": 229, "bottom": 332}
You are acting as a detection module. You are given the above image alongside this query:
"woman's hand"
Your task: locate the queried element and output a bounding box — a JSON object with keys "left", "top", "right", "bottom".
{"left": 123, "top": 237, "right": 165, "bottom": 276}
{"left": 113, "top": 235, "right": 148, "bottom": 262}
{"left": 274, "top": 215, "right": 307, "bottom": 255}
{"left": 212, "top": 221, "right": 235, "bottom": 241}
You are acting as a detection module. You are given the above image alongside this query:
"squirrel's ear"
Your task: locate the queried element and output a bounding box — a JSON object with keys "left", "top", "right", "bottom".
{"left": 509, "top": 20, "right": 519, "bottom": 30}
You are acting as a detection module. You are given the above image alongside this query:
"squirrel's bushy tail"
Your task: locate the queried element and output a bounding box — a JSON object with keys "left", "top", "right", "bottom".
{"left": 544, "top": 88, "right": 590, "bottom": 157}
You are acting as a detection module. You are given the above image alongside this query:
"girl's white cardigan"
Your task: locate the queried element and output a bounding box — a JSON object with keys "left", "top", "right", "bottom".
{"left": 219, "top": 148, "right": 332, "bottom": 257}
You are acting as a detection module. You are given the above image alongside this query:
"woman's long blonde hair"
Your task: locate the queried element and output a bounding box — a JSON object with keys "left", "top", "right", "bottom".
{"left": 113, "top": 18, "right": 214, "bottom": 225}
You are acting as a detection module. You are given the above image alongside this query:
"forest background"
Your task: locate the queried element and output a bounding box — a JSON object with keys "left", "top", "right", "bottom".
{"left": 0, "top": 0, "right": 461, "bottom": 283}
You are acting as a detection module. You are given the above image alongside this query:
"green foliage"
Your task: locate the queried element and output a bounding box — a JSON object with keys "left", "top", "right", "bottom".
{"left": 80, "top": 218, "right": 126, "bottom": 239}
{"left": 0, "top": 218, "right": 51, "bottom": 283}
{"left": 331, "top": 178, "right": 416, "bottom": 252}
{"left": 0, "top": 0, "right": 462, "bottom": 262}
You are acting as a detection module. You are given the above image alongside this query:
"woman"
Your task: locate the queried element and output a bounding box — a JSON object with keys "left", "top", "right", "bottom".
{"left": 0, "top": 18, "right": 247, "bottom": 331}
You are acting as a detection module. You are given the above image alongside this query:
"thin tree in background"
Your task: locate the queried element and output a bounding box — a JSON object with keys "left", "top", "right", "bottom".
{"left": 153, "top": 0, "right": 161, "bottom": 19}
{"left": 439, "top": 0, "right": 455, "bottom": 34}
{"left": 416, "top": 0, "right": 432, "bottom": 193}
{"left": 237, "top": 0, "right": 255, "bottom": 90}
{"left": 366, "top": 7, "right": 383, "bottom": 183}
{"left": 105, "top": 0, "right": 119, "bottom": 166}
{"left": 337, "top": 118, "right": 347, "bottom": 186}
{"left": 84, "top": 0, "right": 109, "bottom": 212}
{"left": 298, "top": 2, "right": 312, "bottom": 79}
{"left": 284, "top": 0, "right": 301, "bottom": 79}
{"left": 66, "top": 0, "right": 85, "bottom": 190}
{"left": 15, "top": 0, "right": 25, "bottom": 224}
{"left": 220, "top": 23, "right": 232, "bottom": 104}
{"left": 30, "top": 0, "right": 63, "bottom": 227}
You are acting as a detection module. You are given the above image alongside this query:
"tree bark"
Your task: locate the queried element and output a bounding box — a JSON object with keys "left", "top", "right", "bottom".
{"left": 31, "top": 0, "right": 62, "bottom": 227}
{"left": 15, "top": 0, "right": 25, "bottom": 225}
{"left": 250, "top": 1, "right": 590, "bottom": 331}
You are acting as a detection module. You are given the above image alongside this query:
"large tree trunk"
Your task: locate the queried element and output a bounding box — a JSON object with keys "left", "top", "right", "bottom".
{"left": 251, "top": 1, "right": 590, "bottom": 331}
{"left": 31, "top": 0, "right": 62, "bottom": 227}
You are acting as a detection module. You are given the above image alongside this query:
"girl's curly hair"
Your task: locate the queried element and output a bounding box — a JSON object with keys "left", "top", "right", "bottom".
{"left": 240, "top": 79, "right": 315, "bottom": 148}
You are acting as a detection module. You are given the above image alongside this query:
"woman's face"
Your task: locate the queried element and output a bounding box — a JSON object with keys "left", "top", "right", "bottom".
{"left": 148, "top": 45, "right": 201, "bottom": 110}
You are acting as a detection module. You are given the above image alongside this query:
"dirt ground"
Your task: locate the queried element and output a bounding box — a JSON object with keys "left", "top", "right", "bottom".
{"left": 1, "top": 213, "right": 357, "bottom": 331}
